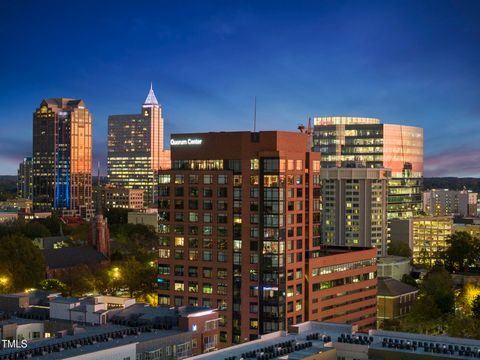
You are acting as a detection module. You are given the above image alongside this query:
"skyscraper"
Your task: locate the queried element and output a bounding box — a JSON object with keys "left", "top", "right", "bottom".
{"left": 157, "top": 131, "right": 377, "bottom": 346}
{"left": 108, "top": 84, "right": 170, "bottom": 205}
{"left": 313, "top": 117, "right": 424, "bottom": 220}
{"left": 321, "top": 166, "right": 390, "bottom": 256}
{"left": 32, "top": 99, "right": 93, "bottom": 218}
{"left": 17, "top": 157, "right": 33, "bottom": 200}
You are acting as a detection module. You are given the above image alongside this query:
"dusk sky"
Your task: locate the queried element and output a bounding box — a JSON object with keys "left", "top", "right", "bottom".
{"left": 1, "top": 0, "right": 480, "bottom": 176}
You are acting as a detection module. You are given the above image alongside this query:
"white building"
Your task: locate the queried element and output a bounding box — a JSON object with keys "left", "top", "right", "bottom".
{"left": 423, "top": 189, "right": 477, "bottom": 217}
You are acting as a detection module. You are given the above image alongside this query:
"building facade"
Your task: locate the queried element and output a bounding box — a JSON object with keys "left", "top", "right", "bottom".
{"left": 377, "top": 277, "right": 418, "bottom": 327}
{"left": 100, "top": 185, "right": 144, "bottom": 210}
{"left": 108, "top": 85, "right": 170, "bottom": 206}
{"left": 312, "top": 117, "right": 423, "bottom": 220}
{"left": 17, "top": 157, "right": 33, "bottom": 200}
{"left": 32, "top": 99, "right": 93, "bottom": 218}
{"left": 157, "top": 131, "right": 377, "bottom": 347}
{"left": 389, "top": 216, "right": 453, "bottom": 266}
{"left": 423, "top": 189, "right": 478, "bottom": 217}
{"left": 321, "top": 167, "right": 389, "bottom": 256}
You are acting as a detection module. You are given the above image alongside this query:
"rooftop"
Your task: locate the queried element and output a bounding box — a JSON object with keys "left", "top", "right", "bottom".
{"left": 377, "top": 277, "right": 419, "bottom": 297}
{"left": 42, "top": 246, "right": 108, "bottom": 269}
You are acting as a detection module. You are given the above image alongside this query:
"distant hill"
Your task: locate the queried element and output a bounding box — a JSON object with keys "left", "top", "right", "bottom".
{"left": 423, "top": 177, "right": 480, "bottom": 192}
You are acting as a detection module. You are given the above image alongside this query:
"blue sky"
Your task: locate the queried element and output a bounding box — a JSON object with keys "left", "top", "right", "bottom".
{"left": 1, "top": 0, "right": 480, "bottom": 176}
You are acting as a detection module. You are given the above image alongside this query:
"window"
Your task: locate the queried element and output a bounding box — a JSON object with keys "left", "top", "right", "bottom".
{"left": 189, "top": 267, "right": 198, "bottom": 277}
{"left": 218, "top": 175, "right": 228, "bottom": 184}
{"left": 203, "top": 188, "right": 213, "bottom": 197}
{"left": 218, "top": 188, "right": 228, "bottom": 197}
{"left": 203, "top": 238, "right": 213, "bottom": 248}
{"left": 203, "top": 213, "right": 212, "bottom": 223}
{"left": 175, "top": 187, "right": 184, "bottom": 197}
{"left": 189, "top": 200, "right": 198, "bottom": 210}
{"left": 250, "top": 159, "right": 259, "bottom": 170}
{"left": 203, "top": 226, "right": 213, "bottom": 235}
{"left": 203, "top": 283, "right": 213, "bottom": 294}
{"left": 189, "top": 282, "right": 198, "bottom": 293}
{"left": 250, "top": 319, "right": 259, "bottom": 329}
{"left": 189, "top": 212, "right": 198, "bottom": 222}
{"left": 158, "top": 265, "right": 170, "bottom": 275}
{"left": 218, "top": 251, "right": 227, "bottom": 262}
{"left": 159, "top": 174, "right": 171, "bottom": 184}
{"left": 159, "top": 249, "right": 170, "bottom": 258}
{"left": 189, "top": 238, "right": 198, "bottom": 248}
{"left": 250, "top": 303, "right": 258, "bottom": 313}
{"left": 203, "top": 268, "right": 213, "bottom": 278}
{"left": 174, "top": 281, "right": 184, "bottom": 292}
{"left": 174, "top": 249, "right": 184, "bottom": 259}
{"left": 175, "top": 175, "right": 184, "bottom": 184}
{"left": 175, "top": 237, "right": 184, "bottom": 246}
{"left": 218, "top": 200, "right": 228, "bottom": 210}
{"left": 189, "top": 174, "right": 199, "bottom": 184}
{"left": 175, "top": 212, "right": 184, "bottom": 222}
{"left": 174, "top": 265, "right": 184, "bottom": 276}
{"left": 204, "top": 175, "right": 213, "bottom": 184}
{"left": 217, "top": 268, "right": 227, "bottom": 279}
{"left": 218, "top": 284, "right": 227, "bottom": 295}
{"left": 203, "top": 250, "right": 213, "bottom": 261}
{"left": 203, "top": 200, "right": 213, "bottom": 210}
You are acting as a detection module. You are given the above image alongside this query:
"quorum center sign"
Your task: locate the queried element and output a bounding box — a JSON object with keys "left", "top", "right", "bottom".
{"left": 170, "top": 138, "right": 203, "bottom": 146}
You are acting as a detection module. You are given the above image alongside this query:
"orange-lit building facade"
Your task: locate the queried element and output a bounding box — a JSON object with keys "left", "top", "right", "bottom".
{"left": 108, "top": 85, "right": 170, "bottom": 206}
{"left": 312, "top": 117, "right": 423, "bottom": 220}
{"left": 157, "top": 131, "right": 377, "bottom": 347}
{"left": 32, "top": 98, "right": 93, "bottom": 218}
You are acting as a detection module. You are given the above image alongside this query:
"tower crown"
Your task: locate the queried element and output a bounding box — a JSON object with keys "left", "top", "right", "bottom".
{"left": 144, "top": 82, "right": 159, "bottom": 106}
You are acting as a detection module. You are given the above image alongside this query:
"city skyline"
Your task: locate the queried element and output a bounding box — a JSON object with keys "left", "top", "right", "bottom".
{"left": 2, "top": 0, "right": 480, "bottom": 177}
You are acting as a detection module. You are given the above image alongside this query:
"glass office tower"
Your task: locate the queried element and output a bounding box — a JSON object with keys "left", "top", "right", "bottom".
{"left": 32, "top": 98, "right": 93, "bottom": 218}
{"left": 108, "top": 85, "right": 170, "bottom": 206}
{"left": 313, "top": 117, "right": 423, "bottom": 220}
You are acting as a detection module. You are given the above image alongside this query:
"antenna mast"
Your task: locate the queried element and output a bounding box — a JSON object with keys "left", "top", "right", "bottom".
{"left": 253, "top": 96, "right": 257, "bottom": 132}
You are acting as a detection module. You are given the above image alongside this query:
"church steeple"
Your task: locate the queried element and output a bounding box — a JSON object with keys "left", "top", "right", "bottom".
{"left": 144, "top": 82, "right": 159, "bottom": 106}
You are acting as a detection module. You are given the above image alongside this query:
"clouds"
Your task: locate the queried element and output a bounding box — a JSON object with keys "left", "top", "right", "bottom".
{"left": 425, "top": 147, "right": 480, "bottom": 177}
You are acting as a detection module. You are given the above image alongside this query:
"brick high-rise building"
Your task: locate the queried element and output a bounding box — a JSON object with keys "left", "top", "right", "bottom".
{"left": 108, "top": 84, "right": 170, "bottom": 206}
{"left": 157, "top": 131, "right": 377, "bottom": 346}
{"left": 32, "top": 99, "right": 93, "bottom": 218}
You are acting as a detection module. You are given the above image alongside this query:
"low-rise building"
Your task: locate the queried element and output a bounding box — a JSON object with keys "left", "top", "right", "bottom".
{"left": 377, "top": 256, "right": 411, "bottom": 281}
{"left": 389, "top": 216, "right": 453, "bottom": 266}
{"left": 128, "top": 211, "right": 159, "bottom": 232}
{"left": 377, "top": 277, "right": 418, "bottom": 327}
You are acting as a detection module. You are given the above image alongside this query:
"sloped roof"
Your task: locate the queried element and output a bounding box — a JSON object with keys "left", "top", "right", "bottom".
{"left": 144, "top": 83, "right": 159, "bottom": 105}
{"left": 377, "top": 277, "right": 419, "bottom": 297}
{"left": 42, "top": 246, "right": 108, "bottom": 269}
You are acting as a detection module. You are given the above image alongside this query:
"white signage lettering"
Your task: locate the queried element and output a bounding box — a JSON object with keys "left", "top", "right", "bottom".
{"left": 170, "top": 138, "right": 203, "bottom": 146}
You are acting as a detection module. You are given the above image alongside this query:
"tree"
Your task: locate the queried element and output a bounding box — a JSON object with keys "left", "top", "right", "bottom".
{"left": 472, "top": 295, "right": 480, "bottom": 319}
{"left": 0, "top": 234, "right": 45, "bottom": 291}
{"left": 57, "top": 265, "right": 95, "bottom": 296}
{"left": 388, "top": 239, "right": 411, "bottom": 257}
{"left": 105, "top": 208, "right": 129, "bottom": 225}
{"left": 39, "top": 279, "right": 66, "bottom": 294}
{"left": 420, "top": 268, "right": 455, "bottom": 314}
{"left": 442, "top": 231, "right": 480, "bottom": 272}
{"left": 116, "top": 258, "right": 157, "bottom": 298}
{"left": 401, "top": 274, "right": 418, "bottom": 288}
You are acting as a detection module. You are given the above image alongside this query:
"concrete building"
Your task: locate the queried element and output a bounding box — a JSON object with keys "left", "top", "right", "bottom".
{"left": 313, "top": 116, "right": 424, "bottom": 220}
{"left": 191, "top": 320, "right": 480, "bottom": 360}
{"left": 128, "top": 211, "right": 159, "bottom": 232}
{"left": 377, "top": 256, "right": 411, "bottom": 281}
{"left": 321, "top": 166, "right": 390, "bottom": 256}
{"left": 108, "top": 84, "right": 170, "bottom": 206}
{"left": 32, "top": 98, "right": 93, "bottom": 218}
{"left": 377, "top": 277, "right": 419, "bottom": 327}
{"left": 100, "top": 185, "right": 144, "bottom": 210}
{"left": 17, "top": 157, "right": 33, "bottom": 200}
{"left": 423, "top": 189, "right": 478, "bottom": 217}
{"left": 49, "top": 296, "right": 136, "bottom": 324}
{"left": 157, "top": 131, "right": 377, "bottom": 346}
{"left": 389, "top": 216, "right": 453, "bottom": 266}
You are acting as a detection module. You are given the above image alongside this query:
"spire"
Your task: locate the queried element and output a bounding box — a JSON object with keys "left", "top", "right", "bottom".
{"left": 144, "top": 82, "right": 159, "bottom": 105}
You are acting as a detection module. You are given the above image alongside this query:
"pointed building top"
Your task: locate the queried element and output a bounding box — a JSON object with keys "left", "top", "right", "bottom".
{"left": 144, "top": 82, "right": 159, "bottom": 106}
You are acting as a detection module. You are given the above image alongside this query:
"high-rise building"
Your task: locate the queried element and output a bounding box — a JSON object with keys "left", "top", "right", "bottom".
{"left": 157, "top": 131, "right": 377, "bottom": 346}
{"left": 108, "top": 85, "right": 170, "bottom": 206}
{"left": 17, "top": 157, "right": 33, "bottom": 200}
{"left": 423, "top": 189, "right": 477, "bottom": 217}
{"left": 32, "top": 99, "right": 93, "bottom": 218}
{"left": 312, "top": 117, "right": 423, "bottom": 220}
{"left": 321, "top": 166, "right": 390, "bottom": 256}
{"left": 390, "top": 216, "right": 453, "bottom": 266}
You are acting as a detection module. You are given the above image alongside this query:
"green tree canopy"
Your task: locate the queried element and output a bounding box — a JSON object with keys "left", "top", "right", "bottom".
{"left": 0, "top": 234, "right": 45, "bottom": 291}
{"left": 387, "top": 239, "right": 412, "bottom": 257}
{"left": 442, "top": 231, "right": 480, "bottom": 272}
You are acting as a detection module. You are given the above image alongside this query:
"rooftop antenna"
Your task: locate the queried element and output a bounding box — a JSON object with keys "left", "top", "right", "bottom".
{"left": 96, "top": 161, "right": 102, "bottom": 216}
{"left": 253, "top": 96, "right": 257, "bottom": 132}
